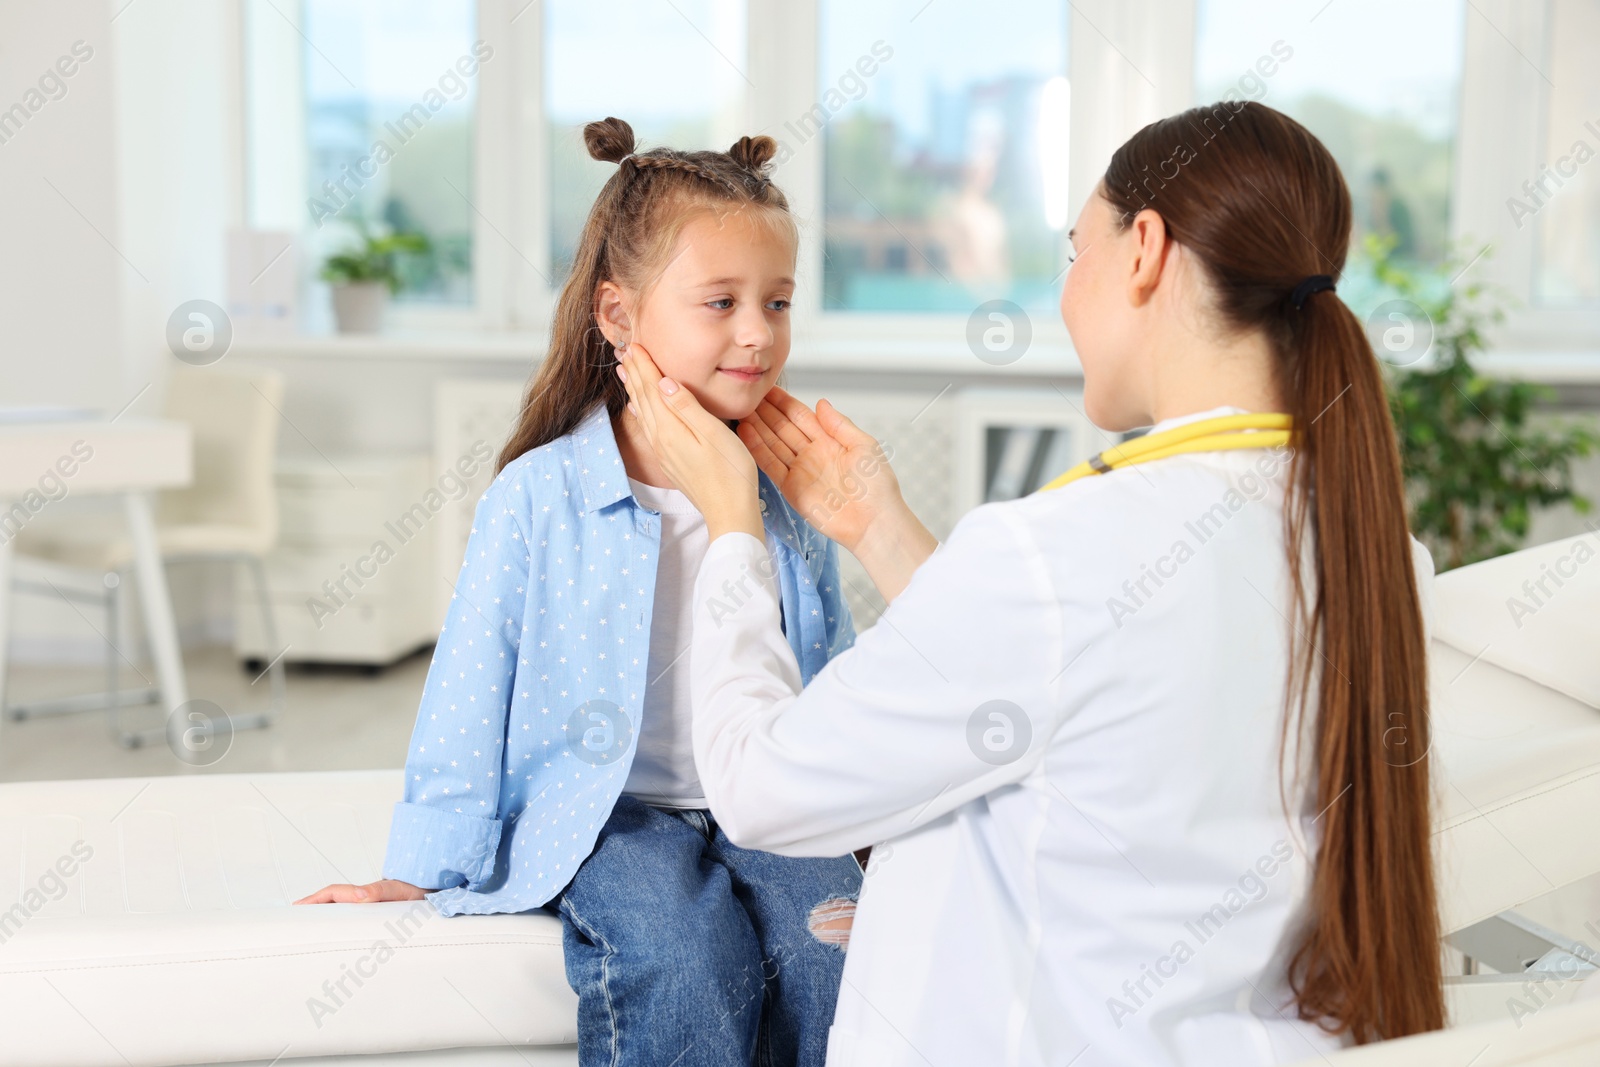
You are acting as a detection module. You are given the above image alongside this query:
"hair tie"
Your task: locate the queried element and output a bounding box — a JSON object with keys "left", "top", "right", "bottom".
{"left": 1290, "top": 274, "right": 1336, "bottom": 310}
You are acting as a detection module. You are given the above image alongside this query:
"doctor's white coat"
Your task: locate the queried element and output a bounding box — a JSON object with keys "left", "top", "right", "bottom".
{"left": 689, "top": 406, "right": 1435, "bottom": 1067}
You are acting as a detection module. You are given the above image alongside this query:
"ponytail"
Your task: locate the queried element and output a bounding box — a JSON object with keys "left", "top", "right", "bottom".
{"left": 1282, "top": 287, "right": 1441, "bottom": 1041}
{"left": 1102, "top": 101, "right": 1443, "bottom": 1042}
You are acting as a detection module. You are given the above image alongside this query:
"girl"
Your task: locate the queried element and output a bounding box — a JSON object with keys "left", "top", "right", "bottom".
{"left": 298, "top": 117, "right": 863, "bottom": 1067}
{"left": 617, "top": 100, "right": 1443, "bottom": 1065}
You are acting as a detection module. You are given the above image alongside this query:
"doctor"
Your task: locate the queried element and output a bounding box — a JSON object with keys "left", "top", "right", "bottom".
{"left": 617, "top": 101, "right": 1443, "bottom": 1066}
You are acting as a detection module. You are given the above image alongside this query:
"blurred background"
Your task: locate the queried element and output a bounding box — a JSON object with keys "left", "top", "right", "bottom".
{"left": 1, "top": 0, "right": 1598, "bottom": 787}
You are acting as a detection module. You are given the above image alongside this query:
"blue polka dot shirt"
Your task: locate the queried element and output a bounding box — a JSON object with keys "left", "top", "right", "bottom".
{"left": 381, "top": 402, "right": 857, "bottom": 916}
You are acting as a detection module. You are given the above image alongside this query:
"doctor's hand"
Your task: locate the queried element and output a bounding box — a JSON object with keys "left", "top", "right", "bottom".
{"left": 293, "top": 878, "right": 428, "bottom": 905}
{"left": 742, "top": 387, "right": 938, "bottom": 604}
{"left": 738, "top": 387, "right": 900, "bottom": 552}
{"left": 616, "top": 343, "right": 764, "bottom": 542}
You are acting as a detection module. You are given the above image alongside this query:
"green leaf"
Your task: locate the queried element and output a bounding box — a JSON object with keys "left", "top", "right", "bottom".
{"left": 319, "top": 225, "right": 432, "bottom": 293}
{"left": 1377, "top": 238, "right": 1593, "bottom": 570}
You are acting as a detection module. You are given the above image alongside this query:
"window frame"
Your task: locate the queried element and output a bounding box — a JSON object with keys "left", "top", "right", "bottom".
{"left": 756, "top": 0, "right": 1189, "bottom": 363}
{"left": 244, "top": 0, "right": 513, "bottom": 334}
{"left": 243, "top": 0, "right": 1600, "bottom": 359}
{"left": 1452, "top": 0, "right": 1600, "bottom": 350}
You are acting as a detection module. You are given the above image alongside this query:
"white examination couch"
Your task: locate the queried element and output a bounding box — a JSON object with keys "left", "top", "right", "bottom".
{"left": 3, "top": 533, "right": 1600, "bottom": 1066}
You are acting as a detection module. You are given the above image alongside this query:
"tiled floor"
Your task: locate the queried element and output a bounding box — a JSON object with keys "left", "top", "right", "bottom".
{"left": 0, "top": 643, "right": 432, "bottom": 782}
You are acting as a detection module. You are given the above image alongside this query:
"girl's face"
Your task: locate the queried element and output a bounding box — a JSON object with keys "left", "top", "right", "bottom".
{"left": 603, "top": 208, "right": 795, "bottom": 423}
{"left": 1059, "top": 188, "right": 1148, "bottom": 431}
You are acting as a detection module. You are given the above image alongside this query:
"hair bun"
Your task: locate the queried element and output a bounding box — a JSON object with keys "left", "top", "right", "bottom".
{"left": 728, "top": 135, "right": 778, "bottom": 173}
{"left": 585, "top": 117, "right": 637, "bottom": 164}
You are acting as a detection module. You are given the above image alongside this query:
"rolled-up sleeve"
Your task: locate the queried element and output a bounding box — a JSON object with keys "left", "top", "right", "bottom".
{"left": 689, "top": 504, "right": 1068, "bottom": 858}
{"left": 383, "top": 480, "right": 529, "bottom": 890}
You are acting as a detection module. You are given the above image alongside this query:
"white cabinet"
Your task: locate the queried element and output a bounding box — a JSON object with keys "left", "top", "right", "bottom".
{"left": 433, "top": 381, "right": 523, "bottom": 623}
{"left": 234, "top": 455, "right": 439, "bottom": 668}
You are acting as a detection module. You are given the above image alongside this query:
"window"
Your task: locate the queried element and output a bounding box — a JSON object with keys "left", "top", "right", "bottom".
{"left": 1195, "top": 0, "right": 1464, "bottom": 296}
{"left": 818, "top": 0, "right": 1069, "bottom": 312}
{"left": 248, "top": 0, "right": 1600, "bottom": 349}
{"left": 544, "top": 0, "right": 748, "bottom": 283}
{"left": 302, "top": 0, "right": 479, "bottom": 304}
{"left": 1533, "top": 0, "right": 1600, "bottom": 307}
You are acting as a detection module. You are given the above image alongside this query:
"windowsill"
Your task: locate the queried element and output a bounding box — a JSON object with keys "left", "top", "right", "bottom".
{"left": 231, "top": 331, "right": 547, "bottom": 362}
{"left": 232, "top": 332, "right": 1600, "bottom": 384}
{"left": 1472, "top": 351, "right": 1600, "bottom": 384}
{"left": 231, "top": 329, "right": 1086, "bottom": 376}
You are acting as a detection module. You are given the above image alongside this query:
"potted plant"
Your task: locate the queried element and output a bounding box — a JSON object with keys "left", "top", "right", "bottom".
{"left": 319, "top": 227, "right": 429, "bottom": 333}
{"left": 1367, "top": 236, "right": 1598, "bottom": 570}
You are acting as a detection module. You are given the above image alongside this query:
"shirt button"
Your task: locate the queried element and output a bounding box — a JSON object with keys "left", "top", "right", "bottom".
{"left": 758, "top": 498, "right": 768, "bottom": 513}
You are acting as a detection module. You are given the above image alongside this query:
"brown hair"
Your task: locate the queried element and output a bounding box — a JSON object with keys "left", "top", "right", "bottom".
{"left": 1101, "top": 101, "right": 1442, "bottom": 1043}
{"left": 495, "top": 117, "right": 794, "bottom": 474}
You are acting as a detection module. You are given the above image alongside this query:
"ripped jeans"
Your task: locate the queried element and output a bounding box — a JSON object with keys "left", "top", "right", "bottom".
{"left": 548, "top": 794, "right": 863, "bottom": 1067}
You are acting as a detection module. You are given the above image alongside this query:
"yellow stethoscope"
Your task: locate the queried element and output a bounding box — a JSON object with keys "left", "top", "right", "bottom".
{"left": 1039, "top": 413, "right": 1294, "bottom": 491}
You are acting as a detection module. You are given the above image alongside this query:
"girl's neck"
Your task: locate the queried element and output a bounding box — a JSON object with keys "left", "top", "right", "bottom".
{"left": 611, "top": 408, "right": 676, "bottom": 489}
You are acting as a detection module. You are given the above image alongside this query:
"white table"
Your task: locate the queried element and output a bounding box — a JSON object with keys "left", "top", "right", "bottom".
{"left": 0, "top": 417, "right": 194, "bottom": 738}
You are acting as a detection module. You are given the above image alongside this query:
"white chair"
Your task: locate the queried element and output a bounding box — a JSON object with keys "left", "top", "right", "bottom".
{"left": 1293, "top": 530, "right": 1600, "bottom": 1063}
{"left": 1289, "top": 994, "right": 1600, "bottom": 1065}
{"left": 1426, "top": 532, "right": 1600, "bottom": 1021}
{"left": 4, "top": 366, "right": 287, "bottom": 746}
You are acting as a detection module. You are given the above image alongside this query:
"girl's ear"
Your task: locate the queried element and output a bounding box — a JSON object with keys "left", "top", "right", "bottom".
{"left": 595, "top": 281, "right": 633, "bottom": 347}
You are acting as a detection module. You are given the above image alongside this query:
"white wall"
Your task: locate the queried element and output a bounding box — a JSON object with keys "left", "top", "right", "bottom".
{"left": 111, "top": 0, "right": 245, "bottom": 414}
{"left": 0, "top": 2, "right": 122, "bottom": 411}
{"left": 1, "top": 3, "right": 128, "bottom": 661}
{"left": 3, "top": 0, "right": 246, "bottom": 661}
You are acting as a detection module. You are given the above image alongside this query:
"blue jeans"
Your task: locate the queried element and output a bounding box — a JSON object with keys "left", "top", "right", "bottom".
{"left": 548, "top": 795, "right": 863, "bottom": 1067}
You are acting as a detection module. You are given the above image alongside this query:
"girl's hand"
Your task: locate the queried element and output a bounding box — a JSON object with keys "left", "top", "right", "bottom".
{"left": 616, "top": 343, "right": 764, "bottom": 541}
{"left": 293, "top": 878, "right": 428, "bottom": 905}
{"left": 738, "top": 387, "right": 904, "bottom": 554}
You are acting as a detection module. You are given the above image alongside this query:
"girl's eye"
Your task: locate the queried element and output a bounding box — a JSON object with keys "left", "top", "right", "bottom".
{"left": 766, "top": 298, "right": 791, "bottom": 312}
{"left": 708, "top": 298, "right": 734, "bottom": 310}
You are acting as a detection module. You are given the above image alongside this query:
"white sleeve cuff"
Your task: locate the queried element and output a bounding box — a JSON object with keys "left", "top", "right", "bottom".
{"left": 697, "top": 531, "right": 783, "bottom": 625}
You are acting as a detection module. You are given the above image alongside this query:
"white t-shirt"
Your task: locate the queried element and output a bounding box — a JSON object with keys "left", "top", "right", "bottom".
{"left": 622, "top": 477, "right": 711, "bottom": 808}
